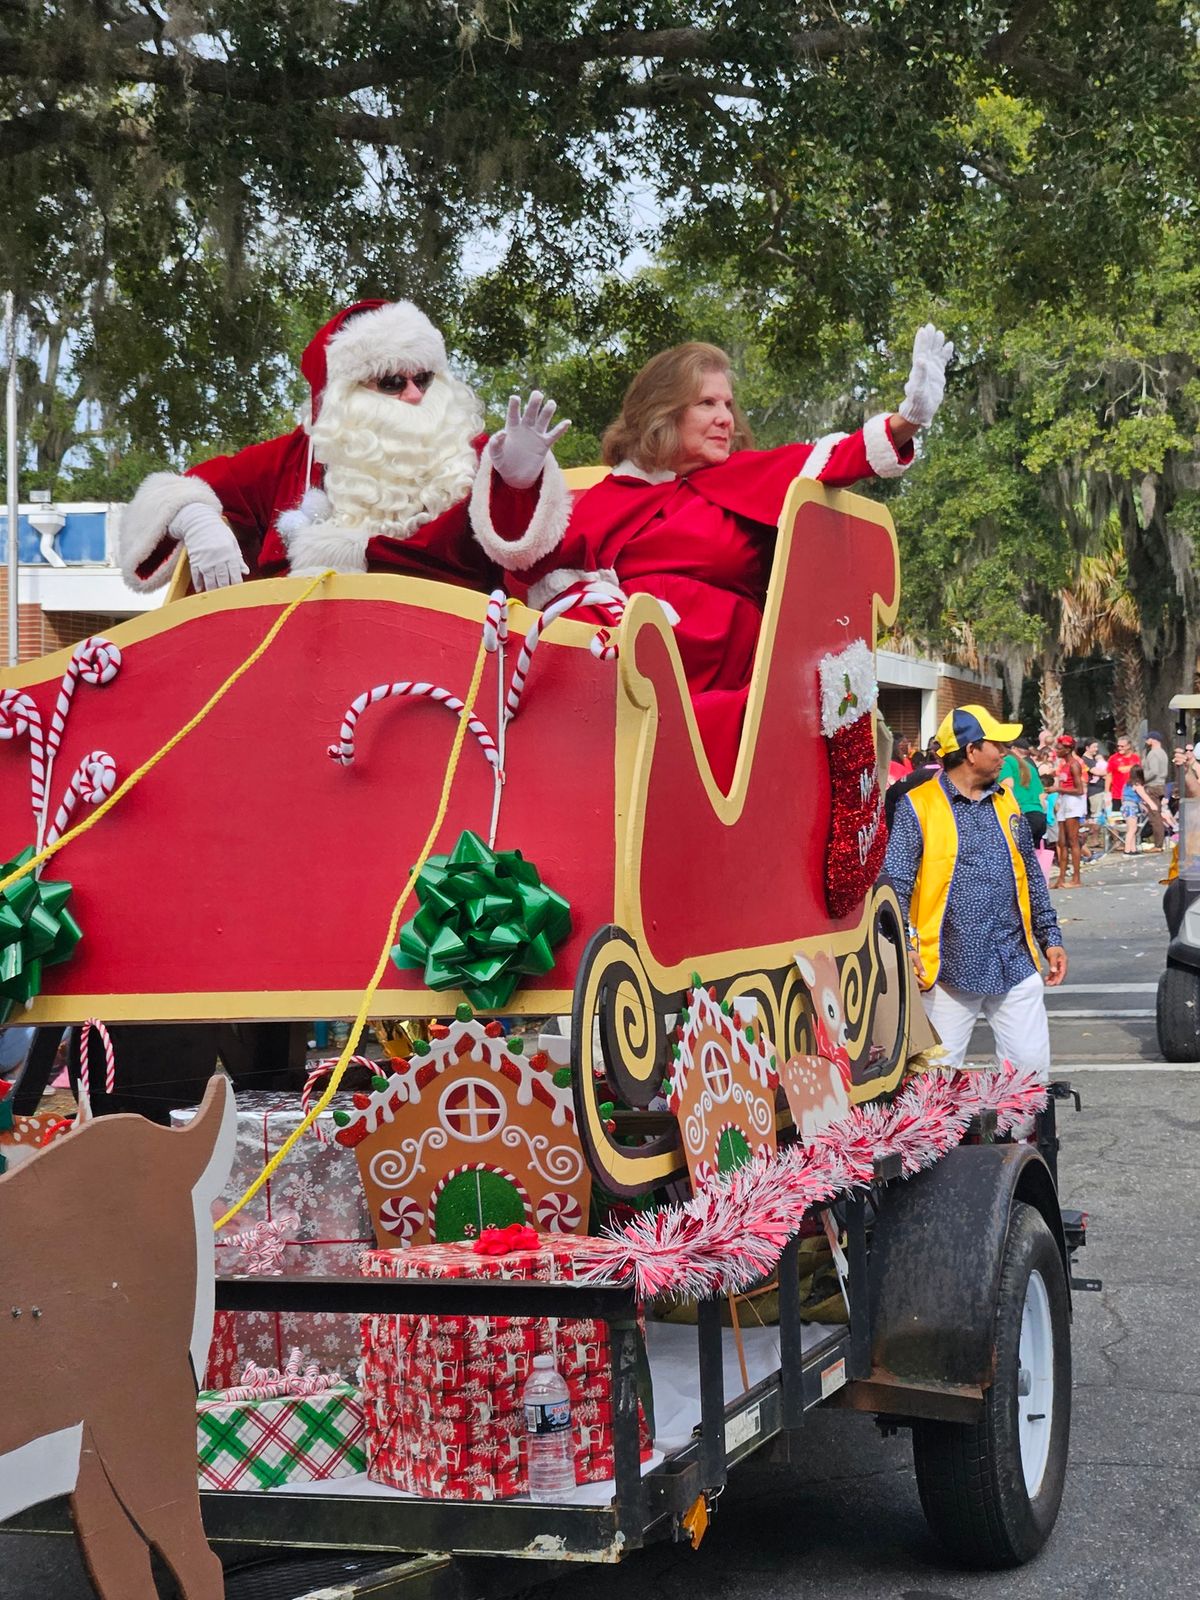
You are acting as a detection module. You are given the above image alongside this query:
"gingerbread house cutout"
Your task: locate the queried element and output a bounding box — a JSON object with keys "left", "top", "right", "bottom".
{"left": 333, "top": 1011, "right": 590, "bottom": 1246}
{"left": 666, "top": 983, "right": 780, "bottom": 1191}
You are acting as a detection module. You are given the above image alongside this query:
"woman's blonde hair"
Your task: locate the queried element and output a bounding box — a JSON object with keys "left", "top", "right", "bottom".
{"left": 601, "top": 342, "right": 755, "bottom": 470}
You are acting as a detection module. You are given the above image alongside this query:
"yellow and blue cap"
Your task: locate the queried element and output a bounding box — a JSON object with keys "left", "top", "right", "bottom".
{"left": 934, "top": 704, "right": 1022, "bottom": 757}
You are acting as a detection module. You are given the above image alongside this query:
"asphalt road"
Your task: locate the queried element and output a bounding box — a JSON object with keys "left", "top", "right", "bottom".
{"left": 3, "top": 850, "right": 1194, "bottom": 1599}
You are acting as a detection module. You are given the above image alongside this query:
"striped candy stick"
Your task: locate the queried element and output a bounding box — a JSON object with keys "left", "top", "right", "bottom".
{"left": 0, "top": 689, "right": 46, "bottom": 832}
{"left": 44, "top": 751, "right": 117, "bottom": 848}
{"left": 327, "top": 682, "right": 499, "bottom": 770}
{"left": 78, "top": 1016, "right": 116, "bottom": 1116}
{"left": 301, "top": 1057, "right": 376, "bottom": 1143}
{"left": 40, "top": 637, "right": 122, "bottom": 848}
{"left": 504, "top": 584, "right": 626, "bottom": 721}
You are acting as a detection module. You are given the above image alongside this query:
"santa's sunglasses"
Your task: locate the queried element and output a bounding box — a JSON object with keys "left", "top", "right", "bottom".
{"left": 374, "top": 369, "right": 435, "bottom": 395}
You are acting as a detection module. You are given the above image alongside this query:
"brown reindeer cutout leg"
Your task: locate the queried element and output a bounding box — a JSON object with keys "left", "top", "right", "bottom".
{"left": 87, "top": 1397, "right": 225, "bottom": 1600}
{"left": 70, "top": 1428, "right": 160, "bottom": 1600}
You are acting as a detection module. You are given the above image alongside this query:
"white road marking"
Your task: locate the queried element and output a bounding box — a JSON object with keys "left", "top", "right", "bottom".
{"left": 1054, "top": 983, "right": 1157, "bottom": 994}
{"left": 1044, "top": 1008, "right": 1154, "bottom": 1019}
{"left": 1054, "top": 1062, "right": 1200, "bottom": 1073}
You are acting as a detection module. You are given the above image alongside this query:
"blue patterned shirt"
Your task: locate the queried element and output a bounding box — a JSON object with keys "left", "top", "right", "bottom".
{"left": 884, "top": 772, "right": 1063, "bottom": 996}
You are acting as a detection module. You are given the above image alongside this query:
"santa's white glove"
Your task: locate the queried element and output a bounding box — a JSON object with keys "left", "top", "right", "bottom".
{"left": 488, "top": 392, "right": 571, "bottom": 490}
{"left": 169, "top": 501, "right": 249, "bottom": 591}
{"left": 898, "top": 324, "right": 954, "bottom": 428}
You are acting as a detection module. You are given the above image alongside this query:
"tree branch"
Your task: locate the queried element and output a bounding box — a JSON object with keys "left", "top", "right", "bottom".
{"left": 0, "top": 106, "right": 148, "bottom": 158}
{"left": 983, "top": 0, "right": 1052, "bottom": 65}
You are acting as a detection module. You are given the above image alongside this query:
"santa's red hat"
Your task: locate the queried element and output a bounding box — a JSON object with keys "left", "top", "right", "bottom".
{"left": 301, "top": 300, "right": 449, "bottom": 419}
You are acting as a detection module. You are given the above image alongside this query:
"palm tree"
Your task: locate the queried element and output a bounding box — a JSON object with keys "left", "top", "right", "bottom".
{"left": 1058, "top": 544, "right": 1145, "bottom": 737}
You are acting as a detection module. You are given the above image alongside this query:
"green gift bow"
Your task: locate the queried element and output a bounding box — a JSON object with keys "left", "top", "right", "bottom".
{"left": 392, "top": 830, "right": 571, "bottom": 1009}
{"left": 0, "top": 847, "right": 83, "bottom": 1025}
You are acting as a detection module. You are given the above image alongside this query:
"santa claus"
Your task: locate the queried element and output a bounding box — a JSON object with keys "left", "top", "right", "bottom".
{"left": 117, "top": 299, "right": 571, "bottom": 596}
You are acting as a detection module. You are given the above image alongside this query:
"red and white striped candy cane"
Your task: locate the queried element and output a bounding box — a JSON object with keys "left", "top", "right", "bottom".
{"left": 0, "top": 690, "right": 46, "bottom": 831}
{"left": 328, "top": 683, "right": 498, "bottom": 769}
{"left": 505, "top": 584, "right": 626, "bottom": 721}
{"left": 40, "top": 638, "right": 122, "bottom": 847}
{"left": 79, "top": 1017, "right": 116, "bottom": 1099}
{"left": 482, "top": 587, "right": 509, "bottom": 652}
{"left": 44, "top": 751, "right": 117, "bottom": 848}
{"left": 301, "top": 1057, "right": 375, "bottom": 1142}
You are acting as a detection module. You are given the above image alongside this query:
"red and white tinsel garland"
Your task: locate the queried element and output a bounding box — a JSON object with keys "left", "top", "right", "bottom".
{"left": 578, "top": 1063, "right": 1048, "bottom": 1300}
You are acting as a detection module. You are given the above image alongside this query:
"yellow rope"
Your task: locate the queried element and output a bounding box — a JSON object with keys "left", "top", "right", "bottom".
{"left": 215, "top": 631, "right": 491, "bottom": 1230}
{"left": 0, "top": 572, "right": 333, "bottom": 899}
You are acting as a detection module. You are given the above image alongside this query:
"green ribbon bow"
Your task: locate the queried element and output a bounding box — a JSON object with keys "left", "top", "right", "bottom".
{"left": 391, "top": 830, "right": 571, "bottom": 1009}
{"left": 0, "top": 847, "right": 82, "bottom": 1025}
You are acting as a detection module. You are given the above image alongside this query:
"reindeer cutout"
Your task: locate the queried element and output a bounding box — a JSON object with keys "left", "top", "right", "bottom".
{"left": 782, "top": 949, "right": 853, "bottom": 1140}
{"left": 0, "top": 1076, "right": 236, "bottom": 1600}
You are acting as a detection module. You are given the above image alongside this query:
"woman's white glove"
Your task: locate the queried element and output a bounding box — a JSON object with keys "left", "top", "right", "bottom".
{"left": 898, "top": 324, "right": 955, "bottom": 428}
{"left": 487, "top": 392, "right": 571, "bottom": 490}
{"left": 169, "top": 501, "right": 249, "bottom": 591}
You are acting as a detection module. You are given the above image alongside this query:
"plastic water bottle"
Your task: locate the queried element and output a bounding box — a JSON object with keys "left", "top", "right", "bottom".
{"left": 523, "top": 1354, "right": 575, "bottom": 1500}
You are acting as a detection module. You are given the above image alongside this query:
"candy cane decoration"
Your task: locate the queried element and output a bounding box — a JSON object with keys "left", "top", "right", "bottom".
{"left": 328, "top": 682, "right": 499, "bottom": 769}
{"left": 302, "top": 1057, "right": 375, "bottom": 1142}
{"left": 44, "top": 751, "right": 118, "bottom": 848}
{"left": 505, "top": 584, "right": 626, "bottom": 722}
{"left": 77, "top": 1015, "right": 116, "bottom": 1121}
{"left": 482, "top": 588, "right": 509, "bottom": 652}
{"left": 215, "top": 1347, "right": 343, "bottom": 1404}
{"left": 221, "top": 1211, "right": 300, "bottom": 1276}
{"left": 0, "top": 690, "right": 46, "bottom": 831}
{"left": 40, "top": 637, "right": 122, "bottom": 848}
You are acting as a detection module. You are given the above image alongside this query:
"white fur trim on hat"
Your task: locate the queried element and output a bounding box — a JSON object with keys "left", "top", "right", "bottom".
{"left": 527, "top": 566, "right": 621, "bottom": 612}
{"left": 469, "top": 453, "right": 571, "bottom": 571}
{"left": 798, "top": 432, "right": 849, "bottom": 481}
{"left": 862, "top": 413, "right": 911, "bottom": 479}
{"left": 324, "top": 301, "right": 447, "bottom": 387}
{"left": 117, "top": 472, "right": 224, "bottom": 592}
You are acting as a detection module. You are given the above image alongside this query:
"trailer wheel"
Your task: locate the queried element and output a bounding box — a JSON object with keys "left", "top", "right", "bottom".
{"left": 911, "top": 1201, "right": 1071, "bottom": 1568}
{"left": 1157, "top": 964, "right": 1200, "bottom": 1061}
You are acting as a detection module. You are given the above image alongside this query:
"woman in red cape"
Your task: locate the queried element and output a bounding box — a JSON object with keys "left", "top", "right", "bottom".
{"left": 472, "top": 328, "right": 953, "bottom": 791}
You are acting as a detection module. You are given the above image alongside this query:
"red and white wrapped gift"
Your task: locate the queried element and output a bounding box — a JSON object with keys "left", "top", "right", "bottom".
{"left": 171, "top": 1090, "right": 374, "bottom": 1387}
{"left": 361, "top": 1236, "right": 652, "bottom": 1500}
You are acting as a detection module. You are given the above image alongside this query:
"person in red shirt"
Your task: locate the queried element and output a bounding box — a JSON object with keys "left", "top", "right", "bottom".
{"left": 1106, "top": 735, "right": 1140, "bottom": 807}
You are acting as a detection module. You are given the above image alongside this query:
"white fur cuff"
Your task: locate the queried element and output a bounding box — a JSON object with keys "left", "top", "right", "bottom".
{"left": 470, "top": 454, "right": 571, "bottom": 571}
{"left": 527, "top": 567, "right": 620, "bottom": 611}
{"left": 117, "top": 472, "right": 224, "bottom": 592}
{"left": 863, "top": 413, "right": 911, "bottom": 479}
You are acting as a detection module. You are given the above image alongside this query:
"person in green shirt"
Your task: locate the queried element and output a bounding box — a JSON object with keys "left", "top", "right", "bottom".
{"left": 999, "top": 737, "right": 1048, "bottom": 847}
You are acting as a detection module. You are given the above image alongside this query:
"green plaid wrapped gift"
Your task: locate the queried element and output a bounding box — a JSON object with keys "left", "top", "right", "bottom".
{"left": 197, "top": 1354, "right": 366, "bottom": 1491}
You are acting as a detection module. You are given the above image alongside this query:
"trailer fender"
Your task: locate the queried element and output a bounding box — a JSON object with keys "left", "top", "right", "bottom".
{"left": 867, "top": 1142, "right": 1068, "bottom": 1396}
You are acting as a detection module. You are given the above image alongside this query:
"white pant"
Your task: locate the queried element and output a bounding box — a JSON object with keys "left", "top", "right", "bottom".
{"left": 921, "top": 971, "right": 1051, "bottom": 1080}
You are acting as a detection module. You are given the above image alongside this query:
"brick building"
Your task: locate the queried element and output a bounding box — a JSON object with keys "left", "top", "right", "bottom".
{"left": 877, "top": 649, "right": 1005, "bottom": 752}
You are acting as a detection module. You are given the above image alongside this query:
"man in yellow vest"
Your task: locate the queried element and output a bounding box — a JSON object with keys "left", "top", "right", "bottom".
{"left": 884, "top": 705, "right": 1068, "bottom": 1076}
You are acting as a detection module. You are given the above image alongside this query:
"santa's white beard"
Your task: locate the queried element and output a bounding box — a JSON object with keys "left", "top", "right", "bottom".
{"left": 308, "top": 375, "right": 482, "bottom": 539}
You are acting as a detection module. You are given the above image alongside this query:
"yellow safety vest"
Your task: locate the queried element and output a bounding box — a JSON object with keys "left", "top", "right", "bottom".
{"left": 904, "top": 778, "right": 1041, "bottom": 990}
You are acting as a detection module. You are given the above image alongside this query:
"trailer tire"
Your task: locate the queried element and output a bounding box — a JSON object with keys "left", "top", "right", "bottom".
{"left": 1157, "top": 964, "right": 1200, "bottom": 1062}
{"left": 911, "top": 1201, "right": 1071, "bottom": 1568}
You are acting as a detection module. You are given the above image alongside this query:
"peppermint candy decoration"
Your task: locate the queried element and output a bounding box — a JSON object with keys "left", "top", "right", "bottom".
{"left": 535, "top": 1189, "right": 583, "bottom": 1233}
{"left": 378, "top": 1194, "right": 424, "bottom": 1240}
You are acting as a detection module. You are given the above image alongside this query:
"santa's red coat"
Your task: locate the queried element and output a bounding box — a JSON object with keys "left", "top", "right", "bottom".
{"left": 499, "top": 425, "right": 913, "bottom": 790}
{"left": 131, "top": 427, "right": 544, "bottom": 593}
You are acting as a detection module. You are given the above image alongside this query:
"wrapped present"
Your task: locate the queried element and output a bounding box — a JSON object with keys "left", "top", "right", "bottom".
{"left": 197, "top": 1348, "right": 366, "bottom": 1491}
{"left": 171, "top": 1090, "right": 374, "bottom": 1385}
{"left": 361, "top": 1235, "right": 651, "bottom": 1500}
